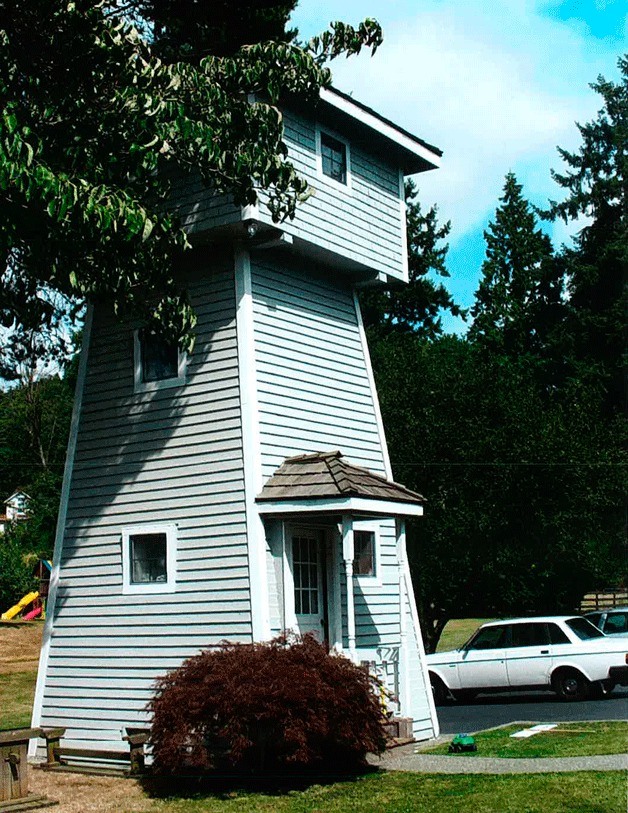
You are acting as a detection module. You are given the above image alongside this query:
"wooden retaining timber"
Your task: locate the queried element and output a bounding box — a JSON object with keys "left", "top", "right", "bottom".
{"left": 40, "top": 728, "right": 148, "bottom": 777}
{"left": 580, "top": 589, "right": 628, "bottom": 612}
{"left": 0, "top": 728, "right": 57, "bottom": 812}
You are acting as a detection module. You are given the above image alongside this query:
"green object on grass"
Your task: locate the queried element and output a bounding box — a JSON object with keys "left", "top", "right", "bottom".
{"left": 449, "top": 733, "right": 478, "bottom": 753}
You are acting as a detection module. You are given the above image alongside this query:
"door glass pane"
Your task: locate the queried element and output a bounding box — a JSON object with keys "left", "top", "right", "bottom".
{"left": 293, "top": 535, "right": 319, "bottom": 616}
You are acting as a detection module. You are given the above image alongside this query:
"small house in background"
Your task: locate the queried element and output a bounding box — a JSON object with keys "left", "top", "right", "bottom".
{"left": 32, "top": 87, "right": 443, "bottom": 759}
{"left": 0, "top": 490, "right": 30, "bottom": 534}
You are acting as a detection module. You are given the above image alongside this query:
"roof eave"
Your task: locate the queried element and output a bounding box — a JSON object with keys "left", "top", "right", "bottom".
{"left": 256, "top": 495, "right": 424, "bottom": 518}
{"left": 320, "top": 87, "right": 442, "bottom": 175}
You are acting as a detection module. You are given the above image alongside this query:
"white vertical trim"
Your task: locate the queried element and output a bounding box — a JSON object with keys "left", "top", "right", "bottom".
{"left": 328, "top": 524, "right": 343, "bottom": 652}
{"left": 281, "top": 521, "right": 296, "bottom": 631}
{"left": 399, "top": 169, "right": 409, "bottom": 284}
{"left": 341, "top": 515, "right": 357, "bottom": 661}
{"left": 235, "top": 245, "right": 271, "bottom": 641}
{"left": 403, "top": 551, "right": 439, "bottom": 737}
{"left": 396, "top": 519, "right": 410, "bottom": 715}
{"left": 30, "top": 306, "right": 94, "bottom": 755}
{"left": 353, "top": 291, "right": 392, "bottom": 479}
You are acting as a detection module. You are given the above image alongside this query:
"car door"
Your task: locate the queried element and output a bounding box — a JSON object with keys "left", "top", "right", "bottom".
{"left": 457, "top": 624, "right": 510, "bottom": 689}
{"left": 506, "top": 622, "right": 554, "bottom": 688}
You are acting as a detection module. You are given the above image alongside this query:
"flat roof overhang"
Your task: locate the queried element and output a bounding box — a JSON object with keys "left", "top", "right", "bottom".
{"left": 256, "top": 495, "right": 424, "bottom": 519}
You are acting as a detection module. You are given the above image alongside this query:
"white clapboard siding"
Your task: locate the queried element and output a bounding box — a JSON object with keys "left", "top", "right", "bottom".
{"left": 165, "top": 108, "right": 406, "bottom": 281}
{"left": 251, "top": 256, "right": 406, "bottom": 654}
{"left": 256, "top": 110, "right": 405, "bottom": 280}
{"left": 37, "top": 264, "right": 252, "bottom": 749}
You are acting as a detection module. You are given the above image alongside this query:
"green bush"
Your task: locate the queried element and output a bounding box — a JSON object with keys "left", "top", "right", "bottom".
{"left": 149, "top": 634, "right": 388, "bottom": 776}
{"left": 0, "top": 532, "right": 37, "bottom": 611}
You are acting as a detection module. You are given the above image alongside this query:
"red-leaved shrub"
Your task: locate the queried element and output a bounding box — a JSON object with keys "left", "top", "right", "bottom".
{"left": 149, "top": 634, "right": 387, "bottom": 775}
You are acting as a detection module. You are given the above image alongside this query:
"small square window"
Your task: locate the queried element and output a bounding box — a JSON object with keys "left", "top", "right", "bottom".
{"left": 130, "top": 533, "right": 167, "bottom": 584}
{"left": 134, "top": 329, "right": 185, "bottom": 392}
{"left": 320, "top": 132, "right": 347, "bottom": 185}
{"left": 122, "top": 524, "right": 177, "bottom": 594}
{"left": 140, "top": 330, "right": 178, "bottom": 383}
{"left": 354, "top": 530, "right": 376, "bottom": 577}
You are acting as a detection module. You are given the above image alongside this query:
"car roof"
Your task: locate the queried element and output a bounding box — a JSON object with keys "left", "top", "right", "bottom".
{"left": 479, "top": 616, "right": 581, "bottom": 627}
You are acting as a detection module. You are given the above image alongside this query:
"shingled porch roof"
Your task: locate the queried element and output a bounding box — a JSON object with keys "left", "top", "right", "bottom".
{"left": 256, "top": 451, "right": 424, "bottom": 517}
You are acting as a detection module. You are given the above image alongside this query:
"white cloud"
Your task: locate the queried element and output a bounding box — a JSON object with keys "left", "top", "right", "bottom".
{"left": 293, "top": 0, "right": 621, "bottom": 253}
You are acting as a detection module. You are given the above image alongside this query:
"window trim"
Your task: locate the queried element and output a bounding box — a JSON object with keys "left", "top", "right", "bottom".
{"left": 133, "top": 329, "right": 186, "bottom": 393}
{"left": 316, "top": 125, "right": 352, "bottom": 191}
{"left": 121, "top": 523, "right": 177, "bottom": 595}
{"left": 352, "top": 521, "right": 380, "bottom": 586}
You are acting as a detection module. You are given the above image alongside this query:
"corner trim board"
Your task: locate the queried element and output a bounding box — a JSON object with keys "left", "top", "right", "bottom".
{"left": 235, "top": 245, "right": 271, "bottom": 641}
{"left": 29, "top": 305, "right": 94, "bottom": 756}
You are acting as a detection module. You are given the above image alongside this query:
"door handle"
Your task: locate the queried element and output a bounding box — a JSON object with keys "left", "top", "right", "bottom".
{"left": 540, "top": 650, "right": 549, "bottom": 654}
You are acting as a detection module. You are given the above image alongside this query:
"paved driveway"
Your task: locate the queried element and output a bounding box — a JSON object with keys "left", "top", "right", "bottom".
{"left": 435, "top": 688, "right": 628, "bottom": 735}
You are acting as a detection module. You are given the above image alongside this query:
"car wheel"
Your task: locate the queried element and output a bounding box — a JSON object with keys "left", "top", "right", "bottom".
{"left": 429, "top": 673, "right": 448, "bottom": 706}
{"left": 591, "top": 679, "right": 615, "bottom": 699}
{"left": 452, "top": 689, "right": 477, "bottom": 704}
{"left": 552, "top": 669, "right": 590, "bottom": 701}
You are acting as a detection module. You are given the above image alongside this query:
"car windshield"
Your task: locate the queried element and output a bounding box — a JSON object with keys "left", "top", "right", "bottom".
{"left": 566, "top": 617, "right": 605, "bottom": 640}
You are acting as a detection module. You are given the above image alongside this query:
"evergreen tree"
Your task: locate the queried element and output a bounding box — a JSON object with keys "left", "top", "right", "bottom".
{"left": 548, "top": 55, "right": 627, "bottom": 415}
{"left": 469, "top": 172, "right": 564, "bottom": 363}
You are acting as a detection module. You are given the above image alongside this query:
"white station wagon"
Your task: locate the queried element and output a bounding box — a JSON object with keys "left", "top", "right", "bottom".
{"left": 427, "top": 616, "right": 628, "bottom": 703}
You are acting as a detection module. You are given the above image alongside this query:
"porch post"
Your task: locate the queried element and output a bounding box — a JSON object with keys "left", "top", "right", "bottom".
{"left": 342, "top": 515, "right": 357, "bottom": 661}
{"left": 397, "top": 518, "right": 410, "bottom": 715}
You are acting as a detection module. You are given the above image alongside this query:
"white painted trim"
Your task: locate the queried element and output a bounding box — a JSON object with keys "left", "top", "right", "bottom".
{"left": 257, "top": 496, "right": 423, "bottom": 518}
{"left": 403, "top": 549, "right": 440, "bottom": 738}
{"left": 328, "top": 523, "right": 343, "bottom": 652}
{"left": 399, "top": 169, "right": 409, "bottom": 284}
{"left": 315, "top": 124, "right": 352, "bottom": 192}
{"left": 352, "top": 519, "right": 382, "bottom": 588}
{"left": 321, "top": 88, "right": 441, "bottom": 170}
{"left": 133, "top": 329, "right": 186, "bottom": 393}
{"left": 342, "top": 516, "right": 357, "bottom": 661}
{"left": 30, "top": 306, "right": 94, "bottom": 755}
{"left": 281, "top": 521, "right": 297, "bottom": 631}
{"left": 396, "top": 520, "right": 410, "bottom": 715}
{"left": 235, "top": 245, "right": 271, "bottom": 641}
{"left": 354, "top": 291, "right": 393, "bottom": 479}
{"left": 121, "top": 523, "right": 177, "bottom": 595}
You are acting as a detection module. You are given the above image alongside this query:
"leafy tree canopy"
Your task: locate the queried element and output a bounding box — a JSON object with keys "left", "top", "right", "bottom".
{"left": 0, "top": 0, "right": 382, "bottom": 361}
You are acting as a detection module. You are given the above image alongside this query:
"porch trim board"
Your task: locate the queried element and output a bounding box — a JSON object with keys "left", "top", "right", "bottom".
{"left": 257, "top": 496, "right": 424, "bottom": 518}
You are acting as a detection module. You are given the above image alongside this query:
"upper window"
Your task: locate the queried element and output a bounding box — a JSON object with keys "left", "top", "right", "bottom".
{"left": 321, "top": 133, "right": 347, "bottom": 184}
{"left": 122, "top": 524, "right": 177, "bottom": 594}
{"left": 566, "top": 617, "right": 605, "bottom": 640}
{"left": 354, "top": 530, "right": 376, "bottom": 577}
{"left": 317, "top": 129, "right": 350, "bottom": 189}
{"left": 134, "top": 329, "right": 186, "bottom": 392}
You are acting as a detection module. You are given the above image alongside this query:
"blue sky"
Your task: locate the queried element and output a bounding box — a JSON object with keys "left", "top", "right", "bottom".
{"left": 291, "top": 1, "right": 626, "bottom": 332}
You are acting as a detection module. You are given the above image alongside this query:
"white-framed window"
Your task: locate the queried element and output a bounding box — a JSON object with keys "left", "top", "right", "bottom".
{"left": 134, "top": 329, "right": 186, "bottom": 393}
{"left": 121, "top": 523, "right": 177, "bottom": 594}
{"left": 353, "top": 521, "right": 380, "bottom": 584}
{"left": 316, "top": 126, "right": 351, "bottom": 190}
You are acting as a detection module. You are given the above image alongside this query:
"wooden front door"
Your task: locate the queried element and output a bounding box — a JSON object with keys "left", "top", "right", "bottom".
{"left": 291, "top": 528, "right": 327, "bottom": 641}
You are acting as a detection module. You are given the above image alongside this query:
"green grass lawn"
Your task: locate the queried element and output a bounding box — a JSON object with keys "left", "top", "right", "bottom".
{"left": 425, "top": 721, "right": 628, "bottom": 758}
{"left": 436, "top": 618, "right": 493, "bottom": 652}
{"left": 0, "top": 669, "right": 38, "bottom": 729}
{"left": 128, "top": 772, "right": 626, "bottom": 813}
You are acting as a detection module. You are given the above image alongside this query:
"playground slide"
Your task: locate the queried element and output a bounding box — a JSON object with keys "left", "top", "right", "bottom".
{"left": 1, "top": 591, "right": 39, "bottom": 621}
{"left": 23, "top": 604, "right": 42, "bottom": 621}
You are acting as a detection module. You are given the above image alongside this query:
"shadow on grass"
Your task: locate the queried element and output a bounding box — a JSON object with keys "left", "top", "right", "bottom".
{"left": 139, "top": 763, "right": 381, "bottom": 801}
